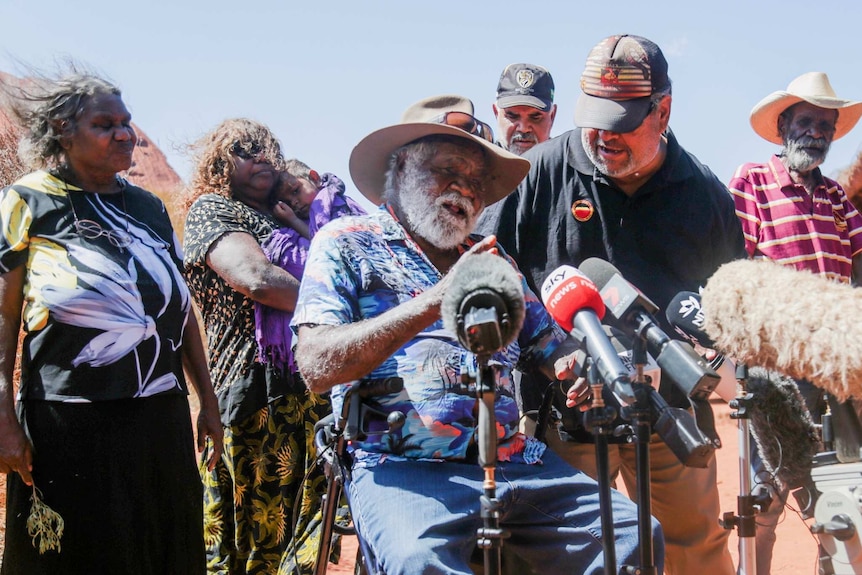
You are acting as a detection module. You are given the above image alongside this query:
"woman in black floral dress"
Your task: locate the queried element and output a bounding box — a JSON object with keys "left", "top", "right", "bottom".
{"left": 181, "top": 118, "right": 331, "bottom": 575}
{"left": 0, "top": 71, "right": 223, "bottom": 574}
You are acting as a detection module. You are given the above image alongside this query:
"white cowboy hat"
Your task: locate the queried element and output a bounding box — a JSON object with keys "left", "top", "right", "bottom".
{"left": 349, "top": 94, "right": 530, "bottom": 206}
{"left": 750, "top": 72, "right": 862, "bottom": 144}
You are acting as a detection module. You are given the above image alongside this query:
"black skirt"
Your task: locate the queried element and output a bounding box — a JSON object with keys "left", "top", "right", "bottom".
{"left": 2, "top": 394, "right": 205, "bottom": 575}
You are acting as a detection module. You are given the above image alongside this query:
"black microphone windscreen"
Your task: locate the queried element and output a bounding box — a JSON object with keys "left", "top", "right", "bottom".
{"left": 579, "top": 257, "right": 619, "bottom": 290}
{"left": 746, "top": 367, "right": 819, "bottom": 492}
{"left": 702, "top": 258, "right": 862, "bottom": 401}
{"left": 441, "top": 252, "right": 526, "bottom": 350}
{"left": 666, "top": 291, "right": 717, "bottom": 350}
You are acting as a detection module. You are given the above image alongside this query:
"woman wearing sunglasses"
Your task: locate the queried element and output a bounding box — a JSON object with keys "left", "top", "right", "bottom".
{"left": 0, "top": 69, "right": 223, "bottom": 574}
{"left": 181, "top": 118, "right": 331, "bottom": 575}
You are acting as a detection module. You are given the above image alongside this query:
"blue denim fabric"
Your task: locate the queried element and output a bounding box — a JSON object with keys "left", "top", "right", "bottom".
{"left": 347, "top": 448, "right": 663, "bottom": 575}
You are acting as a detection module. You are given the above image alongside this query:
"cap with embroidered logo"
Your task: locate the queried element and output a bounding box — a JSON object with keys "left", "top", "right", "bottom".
{"left": 574, "top": 35, "right": 671, "bottom": 132}
{"left": 496, "top": 63, "right": 555, "bottom": 111}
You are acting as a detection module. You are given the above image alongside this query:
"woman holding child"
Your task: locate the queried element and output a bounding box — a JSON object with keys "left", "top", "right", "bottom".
{"left": 181, "top": 118, "right": 336, "bottom": 574}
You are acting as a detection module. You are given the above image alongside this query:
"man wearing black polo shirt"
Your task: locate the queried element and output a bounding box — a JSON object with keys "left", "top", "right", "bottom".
{"left": 477, "top": 34, "right": 744, "bottom": 575}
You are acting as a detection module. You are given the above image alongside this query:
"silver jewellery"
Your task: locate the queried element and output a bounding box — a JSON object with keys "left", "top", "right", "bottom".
{"left": 66, "top": 175, "right": 133, "bottom": 252}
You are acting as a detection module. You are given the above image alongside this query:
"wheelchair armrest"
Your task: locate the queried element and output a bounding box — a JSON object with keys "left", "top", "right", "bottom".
{"left": 342, "top": 378, "right": 405, "bottom": 441}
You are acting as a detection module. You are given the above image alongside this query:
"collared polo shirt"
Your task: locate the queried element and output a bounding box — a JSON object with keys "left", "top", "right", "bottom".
{"left": 478, "top": 129, "right": 746, "bottom": 323}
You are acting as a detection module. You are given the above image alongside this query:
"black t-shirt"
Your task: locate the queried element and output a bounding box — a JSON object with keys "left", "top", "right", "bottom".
{"left": 0, "top": 171, "right": 190, "bottom": 401}
{"left": 477, "top": 128, "right": 746, "bottom": 411}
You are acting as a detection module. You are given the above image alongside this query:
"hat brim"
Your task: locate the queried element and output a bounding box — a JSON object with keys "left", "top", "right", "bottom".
{"left": 349, "top": 123, "right": 530, "bottom": 206}
{"left": 496, "top": 94, "right": 551, "bottom": 111}
{"left": 574, "top": 93, "right": 652, "bottom": 132}
{"left": 750, "top": 91, "right": 862, "bottom": 145}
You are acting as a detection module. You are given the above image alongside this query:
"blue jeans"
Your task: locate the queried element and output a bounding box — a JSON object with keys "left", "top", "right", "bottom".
{"left": 347, "top": 448, "right": 663, "bottom": 575}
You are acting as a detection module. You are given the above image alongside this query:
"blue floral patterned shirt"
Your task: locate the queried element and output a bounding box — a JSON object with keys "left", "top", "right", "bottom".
{"left": 291, "top": 205, "right": 566, "bottom": 462}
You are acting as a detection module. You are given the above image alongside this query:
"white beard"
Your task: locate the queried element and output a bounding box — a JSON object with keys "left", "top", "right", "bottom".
{"left": 396, "top": 164, "right": 480, "bottom": 250}
{"left": 782, "top": 136, "right": 830, "bottom": 173}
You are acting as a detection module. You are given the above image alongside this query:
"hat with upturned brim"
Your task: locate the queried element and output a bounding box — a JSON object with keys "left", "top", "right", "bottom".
{"left": 750, "top": 72, "right": 862, "bottom": 144}
{"left": 349, "top": 94, "right": 530, "bottom": 206}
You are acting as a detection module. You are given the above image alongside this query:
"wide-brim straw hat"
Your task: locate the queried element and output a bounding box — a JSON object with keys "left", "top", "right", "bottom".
{"left": 349, "top": 94, "right": 530, "bottom": 206}
{"left": 750, "top": 72, "right": 862, "bottom": 144}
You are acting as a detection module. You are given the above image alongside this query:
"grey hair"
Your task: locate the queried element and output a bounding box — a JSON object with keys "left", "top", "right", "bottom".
{"left": 6, "top": 72, "right": 121, "bottom": 170}
{"left": 381, "top": 134, "right": 484, "bottom": 203}
{"left": 650, "top": 85, "right": 673, "bottom": 108}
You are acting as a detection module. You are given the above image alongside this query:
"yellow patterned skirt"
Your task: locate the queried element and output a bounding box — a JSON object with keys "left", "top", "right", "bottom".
{"left": 201, "top": 391, "right": 336, "bottom": 575}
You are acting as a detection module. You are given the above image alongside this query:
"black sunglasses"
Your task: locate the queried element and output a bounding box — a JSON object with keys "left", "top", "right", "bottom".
{"left": 230, "top": 141, "right": 265, "bottom": 160}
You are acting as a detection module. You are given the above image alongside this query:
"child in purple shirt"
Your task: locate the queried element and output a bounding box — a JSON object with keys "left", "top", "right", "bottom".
{"left": 255, "top": 159, "right": 366, "bottom": 372}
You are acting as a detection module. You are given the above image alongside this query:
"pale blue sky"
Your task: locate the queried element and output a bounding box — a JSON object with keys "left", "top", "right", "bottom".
{"left": 3, "top": 0, "right": 861, "bottom": 210}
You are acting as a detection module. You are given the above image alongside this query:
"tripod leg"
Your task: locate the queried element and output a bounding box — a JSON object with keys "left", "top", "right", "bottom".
{"left": 736, "top": 417, "right": 757, "bottom": 575}
{"left": 595, "top": 433, "right": 618, "bottom": 574}
{"left": 633, "top": 415, "right": 658, "bottom": 574}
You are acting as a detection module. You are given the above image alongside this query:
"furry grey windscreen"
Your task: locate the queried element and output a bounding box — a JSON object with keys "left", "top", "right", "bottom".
{"left": 441, "top": 252, "right": 526, "bottom": 349}
{"left": 578, "top": 257, "right": 619, "bottom": 290}
{"left": 702, "top": 258, "right": 862, "bottom": 401}
{"left": 746, "top": 367, "right": 819, "bottom": 492}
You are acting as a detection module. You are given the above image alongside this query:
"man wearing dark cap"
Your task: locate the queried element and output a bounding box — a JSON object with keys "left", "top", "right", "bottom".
{"left": 478, "top": 34, "right": 745, "bottom": 575}
{"left": 493, "top": 63, "right": 557, "bottom": 155}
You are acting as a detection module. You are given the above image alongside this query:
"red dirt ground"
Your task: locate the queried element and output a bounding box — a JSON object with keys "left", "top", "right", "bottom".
{"left": 0, "top": 398, "right": 822, "bottom": 573}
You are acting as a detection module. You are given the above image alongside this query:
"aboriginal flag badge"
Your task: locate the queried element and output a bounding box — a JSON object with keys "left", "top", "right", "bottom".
{"left": 572, "top": 199, "right": 595, "bottom": 222}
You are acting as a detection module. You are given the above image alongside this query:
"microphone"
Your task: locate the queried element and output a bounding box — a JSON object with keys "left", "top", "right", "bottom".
{"left": 745, "top": 367, "right": 819, "bottom": 492}
{"left": 441, "top": 252, "right": 526, "bottom": 355}
{"left": 579, "top": 258, "right": 720, "bottom": 401}
{"left": 701, "top": 258, "right": 862, "bottom": 402}
{"left": 441, "top": 252, "right": 527, "bottom": 468}
{"left": 667, "top": 289, "right": 822, "bottom": 478}
{"left": 666, "top": 290, "right": 737, "bottom": 402}
{"left": 602, "top": 326, "right": 716, "bottom": 468}
{"left": 540, "top": 265, "right": 636, "bottom": 406}
{"left": 666, "top": 291, "right": 716, "bottom": 350}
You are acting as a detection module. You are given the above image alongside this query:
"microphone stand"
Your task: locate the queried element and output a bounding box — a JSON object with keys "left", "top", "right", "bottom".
{"left": 719, "top": 363, "right": 760, "bottom": 575}
{"left": 621, "top": 336, "right": 660, "bottom": 575}
{"left": 582, "top": 358, "right": 620, "bottom": 575}
{"left": 475, "top": 355, "right": 508, "bottom": 575}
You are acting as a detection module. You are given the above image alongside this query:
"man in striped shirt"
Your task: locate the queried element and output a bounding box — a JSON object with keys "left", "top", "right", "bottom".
{"left": 730, "top": 72, "right": 862, "bottom": 284}
{"left": 729, "top": 72, "right": 862, "bottom": 575}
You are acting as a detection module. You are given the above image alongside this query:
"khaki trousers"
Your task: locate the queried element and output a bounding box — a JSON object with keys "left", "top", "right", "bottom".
{"left": 546, "top": 430, "right": 735, "bottom": 575}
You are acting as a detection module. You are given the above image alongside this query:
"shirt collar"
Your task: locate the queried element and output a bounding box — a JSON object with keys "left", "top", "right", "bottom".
{"left": 767, "top": 154, "right": 825, "bottom": 192}
{"left": 566, "top": 127, "right": 691, "bottom": 190}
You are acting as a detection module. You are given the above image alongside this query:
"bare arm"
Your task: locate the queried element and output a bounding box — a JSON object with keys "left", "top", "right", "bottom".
{"left": 181, "top": 307, "right": 224, "bottom": 471}
{"left": 296, "top": 236, "right": 498, "bottom": 393}
{"left": 0, "top": 266, "right": 33, "bottom": 485}
{"left": 296, "top": 289, "right": 442, "bottom": 393}
{"left": 206, "top": 231, "right": 300, "bottom": 311}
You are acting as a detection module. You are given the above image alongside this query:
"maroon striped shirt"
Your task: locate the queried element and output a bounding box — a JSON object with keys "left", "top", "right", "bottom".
{"left": 729, "top": 155, "right": 862, "bottom": 283}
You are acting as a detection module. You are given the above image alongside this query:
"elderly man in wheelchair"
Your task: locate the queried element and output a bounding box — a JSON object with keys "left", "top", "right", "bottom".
{"left": 292, "top": 96, "right": 663, "bottom": 575}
